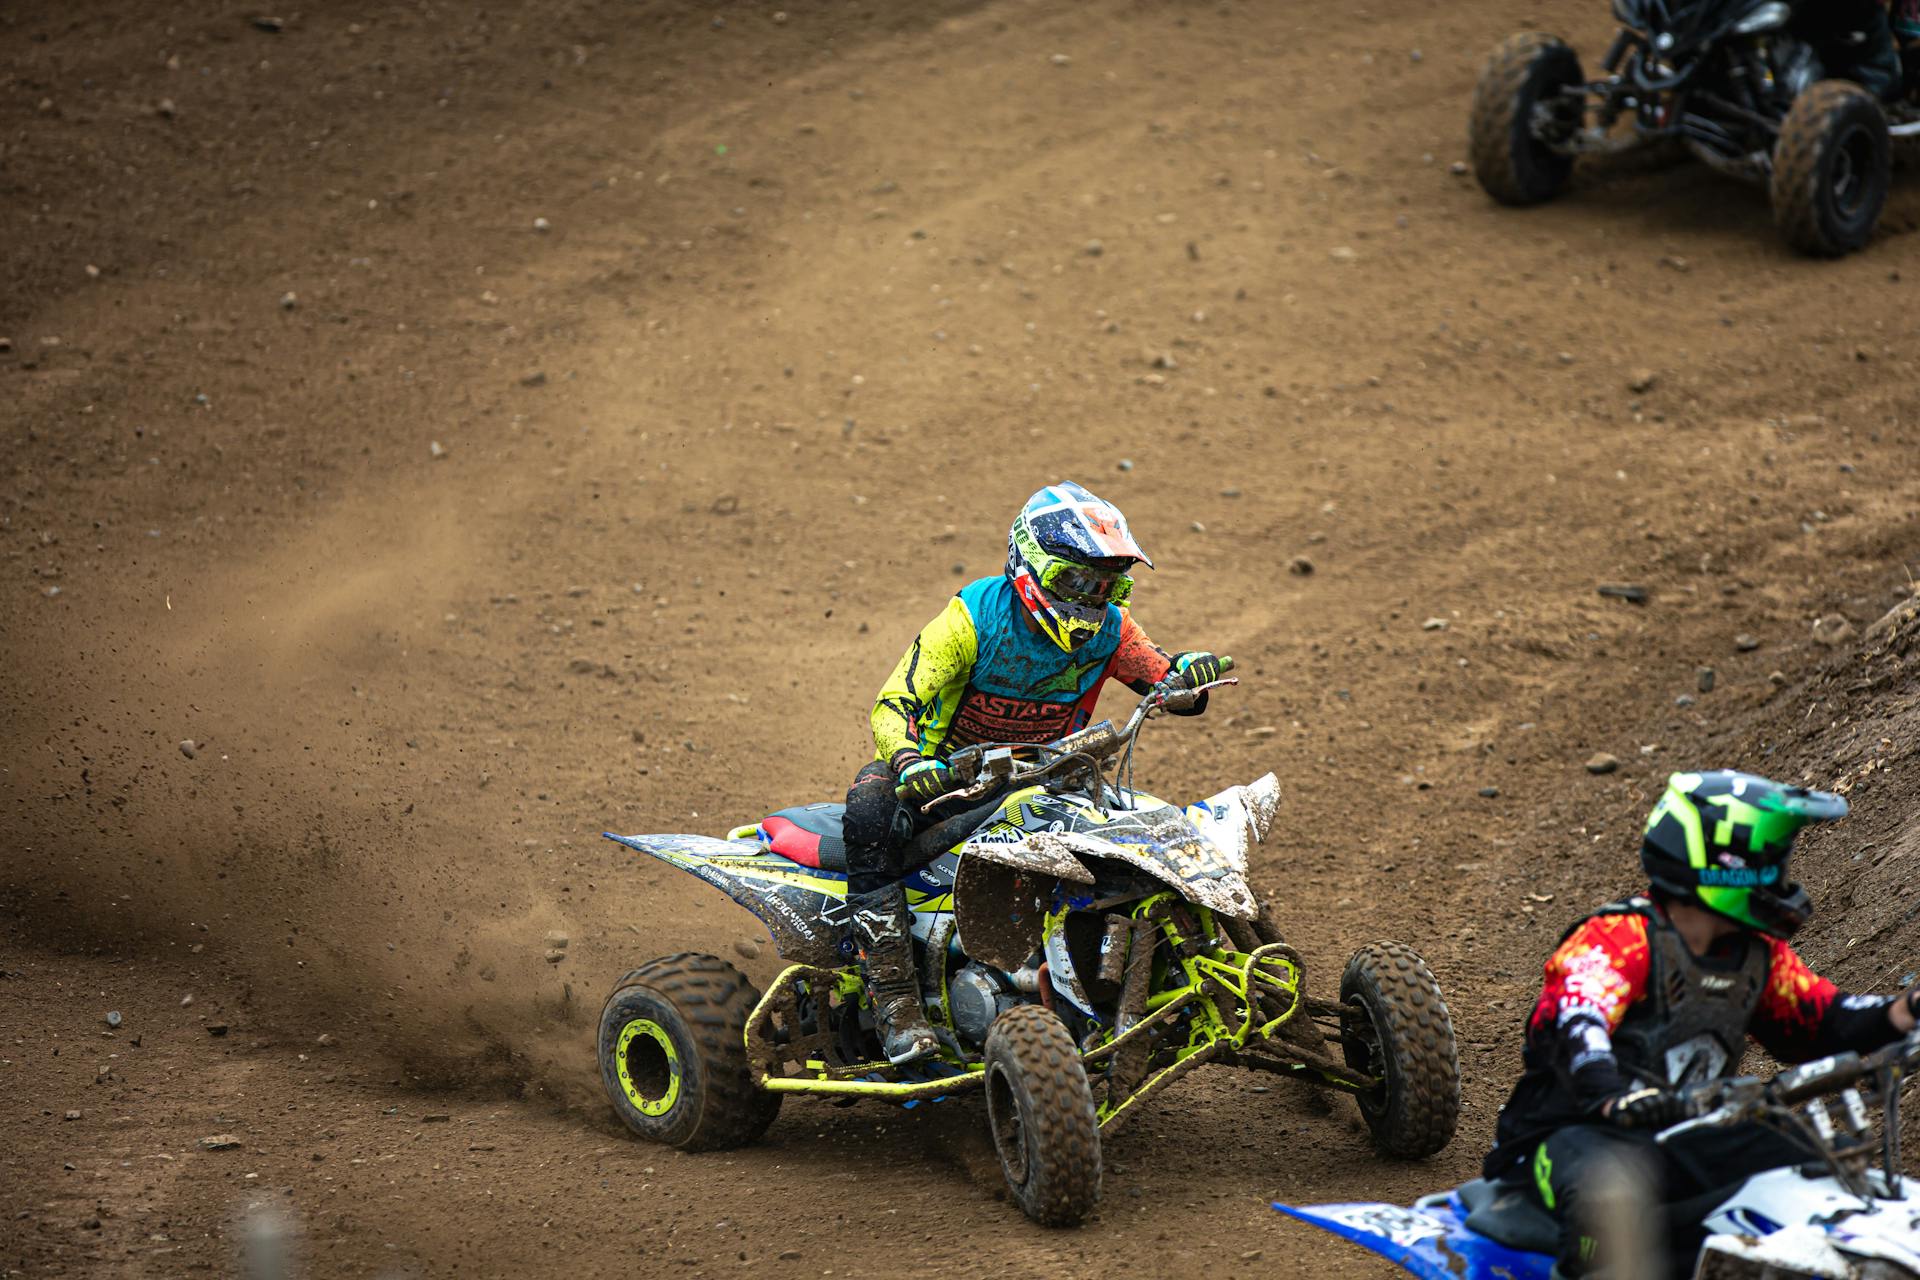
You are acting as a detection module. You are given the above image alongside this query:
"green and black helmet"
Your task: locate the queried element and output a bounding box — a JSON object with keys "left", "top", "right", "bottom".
{"left": 1640, "top": 770, "right": 1848, "bottom": 939}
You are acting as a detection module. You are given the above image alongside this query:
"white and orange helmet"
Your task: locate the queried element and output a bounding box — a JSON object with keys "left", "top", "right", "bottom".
{"left": 1005, "top": 481, "right": 1152, "bottom": 651}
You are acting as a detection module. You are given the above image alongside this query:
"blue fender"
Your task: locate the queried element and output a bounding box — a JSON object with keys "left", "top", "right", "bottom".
{"left": 1274, "top": 1198, "right": 1554, "bottom": 1280}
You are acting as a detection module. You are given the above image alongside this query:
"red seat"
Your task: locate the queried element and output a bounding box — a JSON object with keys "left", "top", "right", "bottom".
{"left": 760, "top": 804, "right": 848, "bottom": 872}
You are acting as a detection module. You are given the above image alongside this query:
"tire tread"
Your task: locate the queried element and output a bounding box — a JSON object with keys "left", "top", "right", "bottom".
{"left": 600, "top": 952, "right": 781, "bottom": 1152}
{"left": 984, "top": 1004, "right": 1101, "bottom": 1226}
{"left": 1469, "top": 33, "right": 1581, "bottom": 206}
{"left": 1341, "top": 941, "right": 1461, "bottom": 1160}
{"left": 1770, "top": 80, "right": 1890, "bottom": 257}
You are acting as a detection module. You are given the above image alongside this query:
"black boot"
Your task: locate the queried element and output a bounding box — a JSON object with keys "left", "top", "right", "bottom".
{"left": 848, "top": 884, "right": 938, "bottom": 1065}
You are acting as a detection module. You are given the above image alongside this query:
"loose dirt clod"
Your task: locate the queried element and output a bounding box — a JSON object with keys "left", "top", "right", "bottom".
{"left": 1812, "top": 614, "right": 1855, "bottom": 647}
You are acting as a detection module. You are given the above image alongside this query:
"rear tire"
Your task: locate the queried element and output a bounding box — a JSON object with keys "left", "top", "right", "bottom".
{"left": 597, "top": 953, "right": 781, "bottom": 1151}
{"left": 982, "top": 1004, "right": 1101, "bottom": 1226}
{"left": 1339, "top": 942, "right": 1460, "bottom": 1159}
{"left": 1469, "top": 33, "right": 1584, "bottom": 206}
{"left": 1771, "top": 80, "right": 1890, "bottom": 257}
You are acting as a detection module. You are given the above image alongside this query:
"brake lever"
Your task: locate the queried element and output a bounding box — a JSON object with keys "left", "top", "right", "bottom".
{"left": 1655, "top": 1101, "right": 1738, "bottom": 1145}
{"left": 919, "top": 776, "right": 997, "bottom": 815}
{"left": 1152, "top": 675, "right": 1240, "bottom": 713}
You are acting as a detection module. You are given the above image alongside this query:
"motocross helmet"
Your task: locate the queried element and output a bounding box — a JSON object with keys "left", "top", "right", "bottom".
{"left": 1640, "top": 770, "right": 1847, "bottom": 939}
{"left": 1006, "top": 481, "right": 1152, "bottom": 652}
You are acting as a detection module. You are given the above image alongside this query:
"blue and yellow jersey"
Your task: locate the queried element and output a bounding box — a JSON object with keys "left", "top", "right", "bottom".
{"left": 871, "top": 576, "right": 1178, "bottom": 762}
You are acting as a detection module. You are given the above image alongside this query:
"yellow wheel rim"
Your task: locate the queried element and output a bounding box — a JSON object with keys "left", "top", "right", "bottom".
{"left": 615, "top": 1018, "right": 681, "bottom": 1117}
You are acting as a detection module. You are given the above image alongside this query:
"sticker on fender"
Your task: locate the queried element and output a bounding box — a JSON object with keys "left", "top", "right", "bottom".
{"left": 1312, "top": 1205, "right": 1449, "bottom": 1250}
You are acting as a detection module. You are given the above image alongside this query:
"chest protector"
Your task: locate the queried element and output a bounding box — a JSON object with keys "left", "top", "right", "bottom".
{"left": 1587, "top": 897, "right": 1769, "bottom": 1087}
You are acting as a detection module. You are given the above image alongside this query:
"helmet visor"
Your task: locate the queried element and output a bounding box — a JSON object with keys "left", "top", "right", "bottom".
{"left": 1038, "top": 560, "right": 1134, "bottom": 607}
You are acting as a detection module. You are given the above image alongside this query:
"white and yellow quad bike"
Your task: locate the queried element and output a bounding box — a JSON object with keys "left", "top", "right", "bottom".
{"left": 597, "top": 670, "right": 1461, "bottom": 1225}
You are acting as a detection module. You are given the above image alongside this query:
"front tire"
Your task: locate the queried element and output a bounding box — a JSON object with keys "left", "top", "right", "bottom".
{"left": 1469, "top": 33, "right": 1584, "bottom": 206}
{"left": 597, "top": 953, "right": 781, "bottom": 1151}
{"left": 1339, "top": 942, "right": 1461, "bottom": 1159}
{"left": 1771, "top": 80, "right": 1890, "bottom": 257}
{"left": 982, "top": 1005, "right": 1101, "bottom": 1226}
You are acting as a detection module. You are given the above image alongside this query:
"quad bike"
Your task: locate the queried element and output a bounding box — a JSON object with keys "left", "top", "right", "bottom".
{"left": 1469, "top": 0, "right": 1920, "bottom": 255}
{"left": 1279, "top": 1030, "right": 1920, "bottom": 1278}
{"left": 597, "top": 664, "right": 1462, "bottom": 1225}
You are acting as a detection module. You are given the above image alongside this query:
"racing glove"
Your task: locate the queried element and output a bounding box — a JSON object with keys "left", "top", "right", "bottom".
{"left": 1602, "top": 1086, "right": 1694, "bottom": 1131}
{"left": 1168, "top": 651, "right": 1230, "bottom": 691}
{"left": 894, "top": 758, "right": 955, "bottom": 806}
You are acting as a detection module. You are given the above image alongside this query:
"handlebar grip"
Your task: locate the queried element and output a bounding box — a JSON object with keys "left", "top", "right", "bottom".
{"left": 1219, "top": 654, "right": 1235, "bottom": 673}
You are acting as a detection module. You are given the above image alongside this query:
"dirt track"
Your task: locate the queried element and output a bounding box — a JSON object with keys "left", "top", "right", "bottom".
{"left": 5, "top": 0, "right": 1920, "bottom": 1275}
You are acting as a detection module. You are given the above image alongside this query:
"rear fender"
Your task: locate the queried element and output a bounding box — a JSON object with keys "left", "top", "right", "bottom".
{"left": 604, "top": 832, "right": 849, "bottom": 968}
{"left": 1274, "top": 1200, "right": 1552, "bottom": 1280}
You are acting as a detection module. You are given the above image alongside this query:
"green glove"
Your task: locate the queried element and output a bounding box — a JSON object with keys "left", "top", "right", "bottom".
{"left": 894, "top": 758, "right": 955, "bottom": 805}
{"left": 1171, "top": 651, "right": 1231, "bottom": 689}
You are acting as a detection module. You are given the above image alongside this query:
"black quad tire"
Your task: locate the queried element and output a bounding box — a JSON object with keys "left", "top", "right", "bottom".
{"left": 1339, "top": 942, "right": 1461, "bottom": 1159}
{"left": 1470, "top": 33, "right": 1584, "bottom": 206}
{"left": 982, "top": 1004, "right": 1101, "bottom": 1226}
{"left": 597, "top": 953, "right": 781, "bottom": 1151}
{"left": 1771, "top": 80, "right": 1890, "bottom": 257}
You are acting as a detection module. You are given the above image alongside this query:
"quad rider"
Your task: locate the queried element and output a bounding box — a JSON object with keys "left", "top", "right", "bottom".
{"left": 1483, "top": 771, "right": 1920, "bottom": 1278}
{"left": 1792, "top": 0, "right": 1905, "bottom": 101}
{"left": 842, "top": 481, "right": 1228, "bottom": 1064}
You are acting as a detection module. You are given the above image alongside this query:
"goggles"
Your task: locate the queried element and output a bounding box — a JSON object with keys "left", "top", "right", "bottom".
{"left": 1038, "top": 559, "right": 1134, "bottom": 608}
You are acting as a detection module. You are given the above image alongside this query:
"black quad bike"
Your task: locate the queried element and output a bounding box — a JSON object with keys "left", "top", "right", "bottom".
{"left": 1470, "top": 0, "right": 1920, "bottom": 255}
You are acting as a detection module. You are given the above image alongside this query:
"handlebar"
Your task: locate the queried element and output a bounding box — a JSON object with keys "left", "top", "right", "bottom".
{"left": 1654, "top": 1029, "right": 1920, "bottom": 1145}
{"left": 916, "top": 657, "right": 1239, "bottom": 814}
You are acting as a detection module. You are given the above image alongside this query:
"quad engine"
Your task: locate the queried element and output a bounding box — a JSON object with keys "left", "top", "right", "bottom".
{"left": 947, "top": 963, "right": 1023, "bottom": 1044}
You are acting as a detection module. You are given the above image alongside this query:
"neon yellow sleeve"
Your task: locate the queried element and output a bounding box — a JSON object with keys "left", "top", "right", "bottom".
{"left": 870, "top": 596, "right": 979, "bottom": 763}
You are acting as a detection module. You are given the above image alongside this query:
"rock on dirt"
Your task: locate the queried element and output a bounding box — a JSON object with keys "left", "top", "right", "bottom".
{"left": 1627, "top": 368, "right": 1659, "bottom": 394}
{"left": 1585, "top": 753, "right": 1620, "bottom": 775}
{"left": 1597, "top": 583, "right": 1649, "bottom": 604}
{"left": 1811, "top": 614, "right": 1855, "bottom": 647}
{"left": 1696, "top": 667, "right": 1715, "bottom": 693}
{"left": 105, "top": 1011, "right": 122, "bottom": 1028}
{"left": 179, "top": 739, "right": 198, "bottom": 759}
{"left": 1287, "top": 556, "right": 1314, "bottom": 576}
{"left": 1421, "top": 617, "right": 1448, "bottom": 631}
{"left": 1735, "top": 633, "right": 1762, "bottom": 651}
{"left": 199, "top": 1134, "right": 242, "bottom": 1150}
